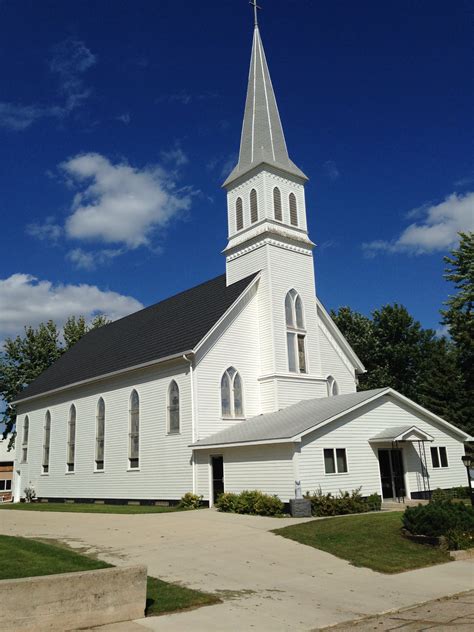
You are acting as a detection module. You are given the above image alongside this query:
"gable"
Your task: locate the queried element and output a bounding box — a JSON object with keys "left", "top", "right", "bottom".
{"left": 15, "top": 273, "right": 258, "bottom": 404}
{"left": 316, "top": 299, "right": 365, "bottom": 374}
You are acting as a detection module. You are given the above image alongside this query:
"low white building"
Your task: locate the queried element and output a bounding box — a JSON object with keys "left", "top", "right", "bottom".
{"left": 13, "top": 17, "right": 471, "bottom": 507}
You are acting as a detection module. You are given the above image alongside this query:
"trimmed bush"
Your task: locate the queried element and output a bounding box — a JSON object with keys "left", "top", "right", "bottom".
{"left": 216, "top": 490, "right": 283, "bottom": 516}
{"left": 178, "top": 492, "right": 203, "bottom": 510}
{"left": 402, "top": 500, "right": 474, "bottom": 550}
{"left": 305, "top": 487, "right": 381, "bottom": 517}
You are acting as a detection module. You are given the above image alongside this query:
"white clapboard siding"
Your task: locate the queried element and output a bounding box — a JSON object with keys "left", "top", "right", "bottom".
{"left": 15, "top": 361, "right": 194, "bottom": 501}
{"left": 195, "top": 285, "right": 261, "bottom": 440}
{"left": 299, "top": 396, "right": 467, "bottom": 498}
{"left": 317, "top": 322, "right": 357, "bottom": 394}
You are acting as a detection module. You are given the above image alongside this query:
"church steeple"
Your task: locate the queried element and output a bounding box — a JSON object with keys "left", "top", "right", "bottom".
{"left": 223, "top": 22, "right": 307, "bottom": 187}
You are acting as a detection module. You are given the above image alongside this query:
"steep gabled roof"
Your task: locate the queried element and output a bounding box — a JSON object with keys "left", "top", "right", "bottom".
{"left": 223, "top": 25, "right": 307, "bottom": 187}
{"left": 16, "top": 273, "right": 258, "bottom": 403}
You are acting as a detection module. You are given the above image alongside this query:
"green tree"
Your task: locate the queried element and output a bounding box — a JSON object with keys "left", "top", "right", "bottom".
{"left": 1, "top": 315, "right": 109, "bottom": 446}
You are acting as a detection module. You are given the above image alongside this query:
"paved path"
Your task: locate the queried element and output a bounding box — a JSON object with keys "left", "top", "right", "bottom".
{"left": 324, "top": 590, "right": 474, "bottom": 630}
{"left": 1, "top": 509, "right": 473, "bottom": 631}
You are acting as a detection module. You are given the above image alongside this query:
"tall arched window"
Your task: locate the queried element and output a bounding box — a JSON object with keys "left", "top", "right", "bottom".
{"left": 96, "top": 398, "right": 105, "bottom": 471}
{"left": 67, "top": 405, "right": 76, "bottom": 472}
{"left": 236, "top": 197, "right": 243, "bottom": 231}
{"left": 168, "top": 381, "right": 180, "bottom": 434}
{"left": 221, "top": 367, "right": 244, "bottom": 418}
{"left": 250, "top": 188, "right": 258, "bottom": 223}
{"left": 21, "top": 416, "right": 29, "bottom": 463}
{"left": 285, "top": 290, "right": 307, "bottom": 374}
{"left": 273, "top": 187, "right": 282, "bottom": 221}
{"left": 42, "top": 411, "right": 51, "bottom": 474}
{"left": 289, "top": 192, "right": 298, "bottom": 226}
{"left": 129, "top": 390, "right": 140, "bottom": 469}
{"left": 327, "top": 376, "right": 339, "bottom": 397}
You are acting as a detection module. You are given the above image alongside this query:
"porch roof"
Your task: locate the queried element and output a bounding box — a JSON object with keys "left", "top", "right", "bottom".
{"left": 369, "top": 425, "right": 434, "bottom": 443}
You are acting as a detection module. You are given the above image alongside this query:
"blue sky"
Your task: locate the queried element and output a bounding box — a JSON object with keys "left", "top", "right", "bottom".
{"left": 1, "top": 0, "right": 473, "bottom": 342}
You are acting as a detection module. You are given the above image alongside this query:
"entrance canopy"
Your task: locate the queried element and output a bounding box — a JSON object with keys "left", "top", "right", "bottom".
{"left": 369, "top": 425, "right": 434, "bottom": 444}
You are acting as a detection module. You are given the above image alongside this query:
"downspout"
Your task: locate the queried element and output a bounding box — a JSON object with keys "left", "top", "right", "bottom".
{"left": 183, "top": 354, "right": 196, "bottom": 494}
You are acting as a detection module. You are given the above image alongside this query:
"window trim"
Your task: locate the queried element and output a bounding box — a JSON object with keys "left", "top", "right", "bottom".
{"left": 289, "top": 192, "right": 298, "bottom": 226}
{"left": 327, "top": 375, "right": 339, "bottom": 397}
{"left": 235, "top": 196, "right": 244, "bottom": 232}
{"left": 323, "top": 447, "right": 349, "bottom": 475}
{"left": 431, "top": 446, "right": 449, "bottom": 469}
{"left": 95, "top": 397, "right": 106, "bottom": 472}
{"left": 221, "top": 367, "right": 245, "bottom": 419}
{"left": 0, "top": 479, "right": 12, "bottom": 492}
{"left": 250, "top": 188, "right": 258, "bottom": 224}
{"left": 21, "top": 415, "right": 29, "bottom": 464}
{"left": 167, "top": 380, "right": 181, "bottom": 435}
{"left": 66, "top": 404, "right": 76, "bottom": 473}
{"left": 42, "top": 410, "right": 51, "bottom": 475}
{"left": 285, "top": 289, "right": 308, "bottom": 374}
{"left": 273, "top": 186, "right": 282, "bottom": 222}
{"left": 128, "top": 389, "right": 140, "bottom": 469}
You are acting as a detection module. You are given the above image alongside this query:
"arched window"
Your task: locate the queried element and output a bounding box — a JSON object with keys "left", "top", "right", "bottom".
{"left": 285, "top": 290, "right": 307, "bottom": 374}
{"left": 96, "top": 398, "right": 105, "bottom": 471}
{"left": 273, "top": 187, "right": 282, "bottom": 221}
{"left": 327, "top": 376, "right": 339, "bottom": 397}
{"left": 250, "top": 188, "right": 258, "bottom": 223}
{"left": 42, "top": 411, "right": 51, "bottom": 474}
{"left": 168, "top": 381, "right": 180, "bottom": 434}
{"left": 21, "top": 416, "right": 29, "bottom": 463}
{"left": 289, "top": 192, "right": 298, "bottom": 226}
{"left": 129, "top": 390, "right": 140, "bottom": 469}
{"left": 221, "top": 367, "right": 244, "bottom": 418}
{"left": 67, "top": 405, "right": 76, "bottom": 472}
{"left": 236, "top": 197, "right": 243, "bottom": 231}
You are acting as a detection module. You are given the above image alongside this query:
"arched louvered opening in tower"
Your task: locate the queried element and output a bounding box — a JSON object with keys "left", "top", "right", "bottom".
{"left": 273, "top": 187, "right": 282, "bottom": 221}
{"left": 289, "top": 192, "right": 298, "bottom": 226}
{"left": 250, "top": 188, "right": 258, "bottom": 223}
{"left": 236, "top": 197, "right": 243, "bottom": 231}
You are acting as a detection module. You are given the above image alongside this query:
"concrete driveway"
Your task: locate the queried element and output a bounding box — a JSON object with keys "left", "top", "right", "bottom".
{"left": 1, "top": 508, "right": 473, "bottom": 631}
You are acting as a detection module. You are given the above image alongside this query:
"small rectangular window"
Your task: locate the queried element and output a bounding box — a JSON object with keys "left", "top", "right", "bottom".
{"left": 439, "top": 447, "right": 448, "bottom": 468}
{"left": 324, "top": 448, "right": 348, "bottom": 474}
{"left": 297, "top": 334, "right": 307, "bottom": 373}
{"left": 324, "top": 449, "right": 336, "bottom": 474}
{"left": 430, "top": 447, "right": 440, "bottom": 468}
{"left": 287, "top": 332, "right": 297, "bottom": 372}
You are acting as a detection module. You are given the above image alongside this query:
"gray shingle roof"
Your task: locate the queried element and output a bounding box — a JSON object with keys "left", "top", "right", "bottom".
{"left": 370, "top": 425, "right": 433, "bottom": 442}
{"left": 223, "top": 26, "right": 307, "bottom": 187}
{"left": 192, "top": 388, "right": 388, "bottom": 448}
{"left": 16, "top": 273, "right": 258, "bottom": 402}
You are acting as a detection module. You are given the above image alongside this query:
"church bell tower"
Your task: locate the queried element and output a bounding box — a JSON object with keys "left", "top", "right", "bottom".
{"left": 223, "top": 8, "right": 325, "bottom": 411}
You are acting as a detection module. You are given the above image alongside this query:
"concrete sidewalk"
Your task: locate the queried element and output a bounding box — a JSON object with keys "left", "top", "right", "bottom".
{"left": 1, "top": 508, "right": 473, "bottom": 631}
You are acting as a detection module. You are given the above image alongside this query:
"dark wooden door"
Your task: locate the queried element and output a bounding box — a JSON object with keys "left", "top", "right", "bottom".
{"left": 378, "top": 449, "right": 405, "bottom": 499}
{"left": 211, "top": 456, "right": 224, "bottom": 504}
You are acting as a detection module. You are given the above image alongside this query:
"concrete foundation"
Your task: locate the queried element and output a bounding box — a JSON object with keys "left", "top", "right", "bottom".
{"left": 0, "top": 564, "right": 147, "bottom": 632}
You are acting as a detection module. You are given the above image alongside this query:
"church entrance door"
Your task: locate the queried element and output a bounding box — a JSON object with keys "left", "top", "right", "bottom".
{"left": 211, "top": 455, "right": 224, "bottom": 505}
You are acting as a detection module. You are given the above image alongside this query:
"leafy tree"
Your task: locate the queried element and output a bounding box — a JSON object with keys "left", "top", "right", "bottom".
{"left": 1, "top": 315, "right": 109, "bottom": 446}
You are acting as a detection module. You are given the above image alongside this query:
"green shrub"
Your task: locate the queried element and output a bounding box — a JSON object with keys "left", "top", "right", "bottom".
{"left": 452, "top": 486, "right": 470, "bottom": 499}
{"left": 402, "top": 501, "right": 474, "bottom": 550}
{"left": 304, "top": 487, "right": 379, "bottom": 517}
{"left": 216, "top": 490, "right": 283, "bottom": 516}
{"left": 178, "top": 492, "right": 203, "bottom": 510}
{"left": 215, "top": 492, "right": 239, "bottom": 513}
{"left": 366, "top": 493, "right": 382, "bottom": 512}
{"left": 431, "top": 488, "right": 452, "bottom": 503}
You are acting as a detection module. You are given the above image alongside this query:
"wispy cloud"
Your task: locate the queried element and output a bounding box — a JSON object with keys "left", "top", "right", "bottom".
{"left": 116, "top": 112, "right": 131, "bottom": 125}
{"left": 0, "top": 273, "right": 142, "bottom": 341}
{"left": 0, "top": 38, "right": 96, "bottom": 132}
{"left": 160, "top": 145, "right": 189, "bottom": 167}
{"left": 322, "top": 160, "right": 340, "bottom": 182}
{"left": 66, "top": 247, "right": 123, "bottom": 270}
{"left": 207, "top": 152, "right": 238, "bottom": 181}
{"left": 363, "top": 191, "right": 474, "bottom": 256}
{"left": 156, "top": 90, "right": 219, "bottom": 106}
{"left": 26, "top": 217, "right": 62, "bottom": 242}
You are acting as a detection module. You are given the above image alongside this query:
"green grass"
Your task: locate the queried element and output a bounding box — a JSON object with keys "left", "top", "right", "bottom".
{"left": 0, "top": 535, "right": 110, "bottom": 580}
{"left": 0, "top": 502, "right": 181, "bottom": 514}
{"left": 273, "top": 512, "right": 451, "bottom": 573}
{"left": 0, "top": 535, "right": 219, "bottom": 616}
{"left": 145, "top": 576, "right": 220, "bottom": 616}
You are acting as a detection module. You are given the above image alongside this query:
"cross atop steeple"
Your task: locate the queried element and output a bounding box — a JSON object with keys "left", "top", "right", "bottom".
{"left": 249, "top": 0, "right": 261, "bottom": 27}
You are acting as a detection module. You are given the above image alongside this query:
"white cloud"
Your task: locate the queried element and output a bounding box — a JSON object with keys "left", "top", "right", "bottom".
{"left": 116, "top": 112, "right": 131, "bottom": 125}
{"left": 363, "top": 191, "right": 474, "bottom": 256}
{"left": 160, "top": 146, "right": 189, "bottom": 167}
{"left": 62, "top": 152, "right": 192, "bottom": 248}
{"left": 0, "top": 39, "right": 96, "bottom": 132}
{"left": 66, "top": 247, "right": 123, "bottom": 270}
{"left": 0, "top": 273, "right": 143, "bottom": 341}
{"left": 26, "top": 217, "right": 62, "bottom": 241}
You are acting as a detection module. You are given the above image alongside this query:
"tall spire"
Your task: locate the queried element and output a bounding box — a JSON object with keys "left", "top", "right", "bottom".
{"left": 223, "top": 17, "right": 307, "bottom": 187}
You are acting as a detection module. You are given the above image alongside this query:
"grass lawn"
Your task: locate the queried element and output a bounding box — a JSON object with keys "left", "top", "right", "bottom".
{"left": 0, "top": 535, "right": 219, "bottom": 616}
{"left": 0, "top": 502, "right": 181, "bottom": 514}
{"left": 273, "top": 512, "right": 451, "bottom": 573}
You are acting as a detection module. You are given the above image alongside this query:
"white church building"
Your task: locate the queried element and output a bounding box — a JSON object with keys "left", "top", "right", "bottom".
{"left": 12, "top": 18, "right": 471, "bottom": 507}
